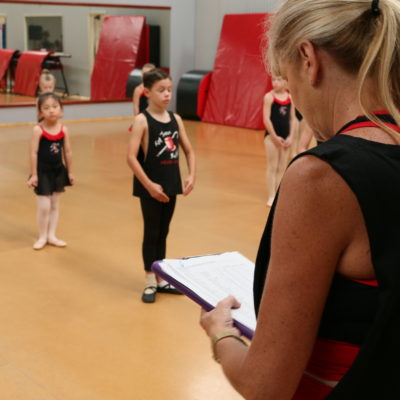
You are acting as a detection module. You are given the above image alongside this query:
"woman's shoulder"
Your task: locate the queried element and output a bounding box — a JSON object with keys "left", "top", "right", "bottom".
{"left": 286, "top": 154, "right": 333, "bottom": 184}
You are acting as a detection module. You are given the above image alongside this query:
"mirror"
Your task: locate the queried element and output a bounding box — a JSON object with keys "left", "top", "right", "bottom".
{"left": 26, "top": 15, "right": 63, "bottom": 52}
{"left": 0, "top": 1, "right": 170, "bottom": 106}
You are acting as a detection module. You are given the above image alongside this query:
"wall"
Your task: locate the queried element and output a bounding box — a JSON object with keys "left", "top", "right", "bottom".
{"left": 0, "top": 2, "right": 170, "bottom": 97}
{"left": 195, "top": 0, "right": 280, "bottom": 70}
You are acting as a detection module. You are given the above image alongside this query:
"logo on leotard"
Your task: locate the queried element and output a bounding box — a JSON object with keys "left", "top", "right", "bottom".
{"left": 50, "top": 142, "right": 61, "bottom": 154}
{"left": 155, "top": 130, "right": 178, "bottom": 159}
{"left": 279, "top": 106, "right": 288, "bottom": 116}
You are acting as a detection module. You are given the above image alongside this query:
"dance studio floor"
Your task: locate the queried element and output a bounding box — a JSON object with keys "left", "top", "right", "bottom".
{"left": 0, "top": 117, "right": 270, "bottom": 399}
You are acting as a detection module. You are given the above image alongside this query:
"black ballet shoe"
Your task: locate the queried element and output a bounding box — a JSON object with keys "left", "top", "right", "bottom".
{"left": 141, "top": 286, "right": 157, "bottom": 303}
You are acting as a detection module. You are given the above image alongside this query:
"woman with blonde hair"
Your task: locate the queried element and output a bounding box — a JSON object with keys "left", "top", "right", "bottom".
{"left": 200, "top": 0, "right": 400, "bottom": 399}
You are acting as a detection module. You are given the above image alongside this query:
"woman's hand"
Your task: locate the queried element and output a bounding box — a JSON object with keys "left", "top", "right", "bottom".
{"left": 149, "top": 182, "right": 169, "bottom": 202}
{"left": 27, "top": 175, "right": 38, "bottom": 188}
{"left": 68, "top": 173, "right": 75, "bottom": 185}
{"left": 183, "top": 175, "right": 195, "bottom": 196}
{"left": 200, "top": 296, "right": 241, "bottom": 338}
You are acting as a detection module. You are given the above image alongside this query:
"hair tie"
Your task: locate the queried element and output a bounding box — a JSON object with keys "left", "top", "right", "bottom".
{"left": 371, "top": 0, "right": 380, "bottom": 16}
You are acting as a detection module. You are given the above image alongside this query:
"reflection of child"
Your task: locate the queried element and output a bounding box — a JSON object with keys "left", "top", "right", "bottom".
{"left": 263, "top": 76, "right": 297, "bottom": 206}
{"left": 37, "top": 69, "right": 56, "bottom": 122}
{"left": 128, "top": 63, "right": 155, "bottom": 132}
{"left": 27, "top": 93, "right": 74, "bottom": 250}
{"left": 132, "top": 63, "right": 155, "bottom": 116}
{"left": 127, "top": 69, "right": 196, "bottom": 303}
{"left": 38, "top": 69, "right": 56, "bottom": 94}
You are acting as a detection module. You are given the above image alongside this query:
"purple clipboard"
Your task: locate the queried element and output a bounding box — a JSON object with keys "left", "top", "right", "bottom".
{"left": 152, "top": 260, "right": 254, "bottom": 339}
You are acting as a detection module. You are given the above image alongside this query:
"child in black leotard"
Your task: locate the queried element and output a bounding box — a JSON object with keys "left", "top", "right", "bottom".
{"left": 263, "top": 76, "right": 297, "bottom": 206}
{"left": 27, "top": 93, "right": 74, "bottom": 250}
{"left": 127, "top": 68, "right": 196, "bottom": 303}
{"left": 132, "top": 63, "right": 155, "bottom": 116}
{"left": 128, "top": 63, "right": 156, "bottom": 132}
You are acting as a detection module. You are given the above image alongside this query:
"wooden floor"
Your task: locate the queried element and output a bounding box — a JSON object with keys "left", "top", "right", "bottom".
{"left": 0, "top": 117, "right": 271, "bottom": 399}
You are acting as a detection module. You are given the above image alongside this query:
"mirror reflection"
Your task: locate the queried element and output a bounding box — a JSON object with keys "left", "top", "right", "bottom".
{"left": 0, "top": 2, "right": 170, "bottom": 106}
{"left": 26, "top": 16, "right": 63, "bottom": 52}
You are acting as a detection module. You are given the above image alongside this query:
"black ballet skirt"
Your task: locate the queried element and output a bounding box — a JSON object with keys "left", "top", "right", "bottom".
{"left": 34, "top": 161, "right": 71, "bottom": 195}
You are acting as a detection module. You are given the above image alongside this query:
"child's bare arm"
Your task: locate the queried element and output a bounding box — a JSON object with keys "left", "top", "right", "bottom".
{"left": 63, "top": 126, "right": 74, "bottom": 184}
{"left": 132, "top": 84, "right": 143, "bottom": 116}
{"left": 27, "top": 126, "right": 41, "bottom": 188}
{"left": 127, "top": 115, "right": 169, "bottom": 202}
{"left": 176, "top": 114, "right": 196, "bottom": 196}
{"left": 284, "top": 101, "right": 299, "bottom": 147}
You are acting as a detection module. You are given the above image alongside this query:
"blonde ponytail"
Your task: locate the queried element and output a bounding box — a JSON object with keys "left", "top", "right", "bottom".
{"left": 267, "top": 0, "right": 400, "bottom": 137}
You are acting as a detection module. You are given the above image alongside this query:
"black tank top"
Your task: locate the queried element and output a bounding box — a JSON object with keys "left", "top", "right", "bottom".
{"left": 133, "top": 110, "right": 182, "bottom": 197}
{"left": 254, "top": 113, "right": 400, "bottom": 399}
{"left": 37, "top": 125, "right": 65, "bottom": 166}
{"left": 265, "top": 96, "right": 291, "bottom": 139}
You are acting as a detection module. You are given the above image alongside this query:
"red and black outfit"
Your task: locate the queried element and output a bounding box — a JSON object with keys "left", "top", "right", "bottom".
{"left": 265, "top": 95, "right": 292, "bottom": 139}
{"left": 133, "top": 110, "right": 182, "bottom": 271}
{"left": 34, "top": 125, "right": 71, "bottom": 196}
{"left": 254, "top": 112, "right": 400, "bottom": 399}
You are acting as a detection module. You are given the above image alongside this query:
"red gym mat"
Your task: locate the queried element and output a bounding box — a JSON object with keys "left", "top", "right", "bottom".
{"left": 13, "top": 50, "right": 50, "bottom": 97}
{"left": 0, "top": 48, "right": 17, "bottom": 89}
{"left": 91, "top": 15, "right": 147, "bottom": 100}
{"left": 202, "top": 14, "right": 272, "bottom": 130}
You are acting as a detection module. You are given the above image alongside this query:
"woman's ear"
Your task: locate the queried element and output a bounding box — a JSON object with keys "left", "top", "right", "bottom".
{"left": 298, "top": 40, "right": 320, "bottom": 86}
{"left": 143, "top": 87, "right": 150, "bottom": 98}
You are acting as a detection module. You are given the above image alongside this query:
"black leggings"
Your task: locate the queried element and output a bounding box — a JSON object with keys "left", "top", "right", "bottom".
{"left": 139, "top": 196, "right": 177, "bottom": 271}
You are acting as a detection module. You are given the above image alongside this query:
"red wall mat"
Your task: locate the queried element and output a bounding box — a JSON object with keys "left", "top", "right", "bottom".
{"left": 202, "top": 14, "right": 272, "bottom": 130}
{"left": 13, "top": 51, "right": 50, "bottom": 97}
{"left": 0, "top": 49, "right": 17, "bottom": 89}
{"left": 197, "top": 72, "right": 212, "bottom": 119}
{"left": 91, "top": 15, "right": 147, "bottom": 100}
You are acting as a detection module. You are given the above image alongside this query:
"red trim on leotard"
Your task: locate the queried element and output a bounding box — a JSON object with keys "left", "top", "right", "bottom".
{"left": 40, "top": 125, "right": 65, "bottom": 141}
{"left": 352, "top": 278, "right": 378, "bottom": 287}
{"left": 273, "top": 95, "right": 291, "bottom": 106}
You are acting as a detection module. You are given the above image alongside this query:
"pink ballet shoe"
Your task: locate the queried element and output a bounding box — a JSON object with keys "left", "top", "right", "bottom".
{"left": 33, "top": 239, "right": 47, "bottom": 250}
{"left": 47, "top": 238, "right": 67, "bottom": 247}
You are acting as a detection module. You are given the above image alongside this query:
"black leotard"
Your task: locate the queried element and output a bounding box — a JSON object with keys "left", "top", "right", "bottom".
{"left": 264, "top": 96, "right": 291, "bottom": 139}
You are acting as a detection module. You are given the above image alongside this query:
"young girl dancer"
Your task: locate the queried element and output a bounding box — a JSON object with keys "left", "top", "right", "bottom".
{"left": 37, "top": 70, "right": 56, "bottom": 122}
{"left": 263, "top": 76, "right": 297, "bottom": 206}
{"left": 127, "top": 68, "right": 196, "bottom": 303}
{"left": 38, "top": 69, "right": 56, "bottom": 94}
{"left": 27, "top": 93, "right": 74, "bottom": 250}
{"left": 132, "top": 63, "right": 155, "bottom": 116}
{"left": 128, "top": 64, "right": 155, "bottom": 132}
